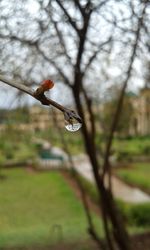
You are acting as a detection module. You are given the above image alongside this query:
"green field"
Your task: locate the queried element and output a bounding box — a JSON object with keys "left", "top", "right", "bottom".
{"left": 77, "top": 173, "right": 150, "bottom": 230}
{"left": 116, "top": 162, "right": 150, "bottom": 193}
{"left": 1, "top": 128, "right": 150, "bottom": 165}
{"left": 0, "top": 127, "right": 84, "bottom": 165}
{"left": 113, "top": 137, "right": 150, "bottom": 161}
{"left": 0, "top": 168, "right": 103, "bottom": 248}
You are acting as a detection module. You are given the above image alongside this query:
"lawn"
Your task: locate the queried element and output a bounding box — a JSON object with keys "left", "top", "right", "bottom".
{"left": 112, "top": 137, "right": 150, "bottom": 161}
{"left": 0, "top": 129, "right": 37, "bottom": 164}
{"left": 0, "top": 168, "right": 103, "bottom": 248}
{"left": 116, "top": 162, "right": 150, "bottom": 193}
{"left": 0, "top": 127, "right": 84, "bottom": 165}
{"left": 35, "top": 127, "right": 84, "bottom": 155}
{"left": 77, "top": 174, "right": 150, "bottom": 230}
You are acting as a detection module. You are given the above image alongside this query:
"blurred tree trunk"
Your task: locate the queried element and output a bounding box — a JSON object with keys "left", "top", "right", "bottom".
{"left": 51, "top": 108, "right": 105, "bottom": 249}
{"left": 73, "top": 85, "right": 131, "bottom": 250}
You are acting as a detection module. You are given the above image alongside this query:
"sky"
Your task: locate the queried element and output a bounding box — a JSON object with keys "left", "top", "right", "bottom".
{"left": 0, "top": 0, "right": 148, "bottom": 109}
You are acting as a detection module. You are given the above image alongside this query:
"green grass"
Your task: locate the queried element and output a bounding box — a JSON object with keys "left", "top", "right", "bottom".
{"left": 77, "top": 173, "right": 150, "bottom": 230}
{"left": 35, "top": 128, "right": 84, "bottom": 155}
{"left": 0, "top": 129, "right": 37, "bottom": 164}
{"left": 113, "top": 136, "right": 150, "bottom": 160}
{"left": 116, "top": 162, "right": 150, "bottom": 192}
{"left": 0, "top": 168, "right": 103, "bottom": 248}
{"left": 0, "top": 127, "right": 84, "bottom": 165}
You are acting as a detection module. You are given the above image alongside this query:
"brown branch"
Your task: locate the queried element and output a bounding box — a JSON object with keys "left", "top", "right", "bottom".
{"left": 52, "top": 19, "right": 73, "bottom": 65}
{"left": 73, "top": 9, "right": 93, "bottom": 92}
{"left": 55, "top": 0, "right": 80, "bottom": 35}
{"left": 81, "top": 86, "right": 96, "bottom": 139}
{"left": 0, "top": 34, "right": 38, "bottom": 46}
{"left": 51, "top": 108, "right": 104, "bottom": 249}
{"left": 93, "top": 0, "right": 110, "bottom": 12}
{"left": 35, "top": 44, "right": 72, "bottom": 88}
{"left": 84, "top": 37, "right": 112, "bottom": 73}
{"left": 0, "top": 75, "right": 82, "bottom": 123}
{"left": 0, "top": 34, "right": 72, "bottom": 88}
{"left": 74, "top": 0, "right": 85, "bottom": 17}
{"left": 102, "top": 1, "right": 148, "bottom": 177}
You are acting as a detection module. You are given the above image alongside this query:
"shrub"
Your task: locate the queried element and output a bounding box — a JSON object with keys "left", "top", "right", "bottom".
{"left": 117, "top": 201, "right": 150, "bottom": 227}
{"left": 142, "top": 145, "right": 150, "bottom": 155}
{"left": 76, "top": 172, "right": 150, "bottom": 228}
{"left": 75, "top": 173, "right": 99, "bottom": 204}
{"left": 129, "top": 203, "right": 150, "bottom": 226}
{"left": 117, "top": 151, "right": 132, "bottom": 162}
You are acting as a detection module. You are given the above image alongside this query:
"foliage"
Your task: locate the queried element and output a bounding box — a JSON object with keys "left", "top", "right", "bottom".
{"left": 117, "top": 201, "right": 150, "bottom": 227}
{"left": 0, "top": 130, "right": 37, "bottom": 164}
{"left": 116, "top": 163, "right": 150, "bottom": 192}
{"left": 77, "top": 174, "right": 99, "bottom": 205}
{"left": 35, "top": 128, "right": 84, "bottom": 155}
{"left": 77, "top": 172, "right": 150, "bottom": 228}
{"left": 142, "top": 145, "right": 150, "bottom": 155}
{"left": 0, "top": 107, "right": 30, "bottom": 125}
{"left": 0, "top": 124, "right": 84, "bottom": 166}
{"left": 113, "top": 136, "right": 150, "bottom": 161}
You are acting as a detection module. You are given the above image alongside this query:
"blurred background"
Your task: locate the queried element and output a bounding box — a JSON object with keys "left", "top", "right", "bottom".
{"left": 0, "top": 0, "right": 150, "bottom": 250}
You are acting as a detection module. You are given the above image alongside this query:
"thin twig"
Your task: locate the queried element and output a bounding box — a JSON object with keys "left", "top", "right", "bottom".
{"left": 0, "top": 75, "right": 82, "bottom": 123}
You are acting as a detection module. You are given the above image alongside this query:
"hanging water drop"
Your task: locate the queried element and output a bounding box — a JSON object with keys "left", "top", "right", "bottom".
{"left": 65, "top": 122, "right": 82, "bottom": 132}
{"left": 63, "top": 109, "right": 82, "bottom": 132}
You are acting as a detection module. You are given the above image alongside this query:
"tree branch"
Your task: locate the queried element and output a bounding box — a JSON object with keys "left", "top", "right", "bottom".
{"left": 0, "top": 75, "right": 82, "bottom": 123}
{"left": 73, "top": 0, "right": 86, "bottom": 17}
{"left": 51, "top": 19, "right": 73, "bottom": 65}
{"left": 55, "top": 0, "right": 80, "bottom": 35}
{"left": 0, "top": 33, "right": 72, "bottom": 88}
{"left": 102, "top": 1, "right": 148, "bottom": 177}
{"left": 35, "top": 44, "right": 72, "bottom": 88}
{"left": 93, "top": 0, "right": 110, "bottom": 12}
{"left": 84, "top": 37, "right": 112, "bottom": 73}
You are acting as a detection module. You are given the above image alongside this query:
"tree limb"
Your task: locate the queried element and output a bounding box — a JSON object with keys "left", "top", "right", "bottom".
{"left": 102, "top": 0, "right": 148, "bottom": 177}
{"left": 55, "top": 0, "right": 80, "bottom": 35}
{"left": 0, "top": 75, "right": 82, "bottom": 123}
{"left": 84, "top": 37, "right": 112, "bottom": 73}
{"left": 52, "top": 19, "right": 73, "bottom": 65}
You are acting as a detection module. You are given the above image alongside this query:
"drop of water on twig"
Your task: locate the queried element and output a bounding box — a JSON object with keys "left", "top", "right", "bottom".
{"left": 65, "top": 122, "right": 82, "bottom": 132}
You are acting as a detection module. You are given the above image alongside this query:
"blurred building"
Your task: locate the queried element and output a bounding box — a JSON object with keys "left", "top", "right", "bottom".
{"left": 29, "top": 105, "right": 50, "bottom": 131}
{"left": 0, "top": 105, "right": 65, "bottom": 132}
{"left": 131, "top": 87, "right": 150, "bottom": 136}
{"left": 28, "top": 105, "right": 65, "bottom": 131}
{"left": 0, "top": 87, "right": 149, "bottom": 135}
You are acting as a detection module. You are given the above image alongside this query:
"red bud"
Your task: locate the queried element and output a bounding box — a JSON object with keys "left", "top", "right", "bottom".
{"left": 41, "top": 79, "right": 54, "bottom": 91}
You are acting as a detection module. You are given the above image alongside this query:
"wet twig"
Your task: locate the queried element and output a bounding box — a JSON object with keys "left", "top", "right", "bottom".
{"left": 0, "top": 75, "right": 82, "bottom": 124}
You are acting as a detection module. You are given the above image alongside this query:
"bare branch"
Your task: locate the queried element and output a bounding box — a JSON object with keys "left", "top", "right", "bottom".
{"left": 93, "top": 0, "right": 110, "bottom": 12}
{"left": 0, "top": 34, "right": 38, "bottom": 46}
{"left": 0, "top": 33, "right": 72, "bottom": 88}
{"left": 0, "top": 75, "right": 82, "bottom": 123}
{"left": 0, "top": 75, "right": 34, "bottom": 96}
{"left": 102, "top": 0, "right": 148, "bottom": 177}
{"left": 84, "top": 37, "right": 112, "bottom": 73}
{"left": 74, "top": 0, "right": 85, "bottom": 16}
{"left": 35, "top": 44, "right": 72, "bottom": 88}
{"left": 51, "top": 18, "right": 73, "bottom": 65}
{"left": 55, "top": 0, "right": 80, "bottom": 34}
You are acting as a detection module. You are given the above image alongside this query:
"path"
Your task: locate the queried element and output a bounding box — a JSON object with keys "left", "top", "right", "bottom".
{"left": 73, "top": 155, "right": 150, "bottom": 203}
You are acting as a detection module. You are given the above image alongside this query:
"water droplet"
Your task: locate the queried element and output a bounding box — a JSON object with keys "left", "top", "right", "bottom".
{"left": 65, "top": 122, "right": 82, "bottom": 132}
